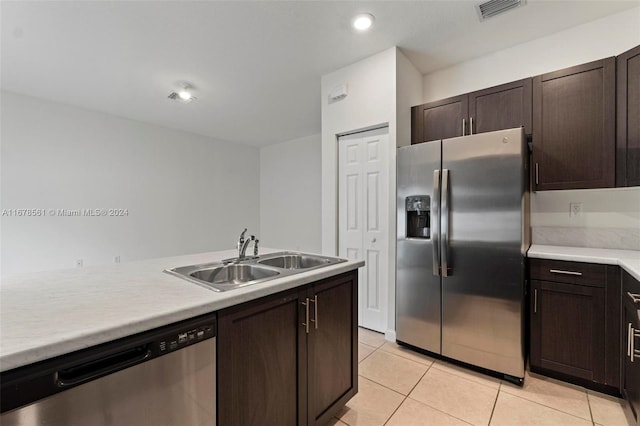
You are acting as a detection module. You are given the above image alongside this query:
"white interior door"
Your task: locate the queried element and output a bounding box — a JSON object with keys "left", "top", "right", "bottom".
{"left": 338, "top": 128, "right": 389, "bottom": 333}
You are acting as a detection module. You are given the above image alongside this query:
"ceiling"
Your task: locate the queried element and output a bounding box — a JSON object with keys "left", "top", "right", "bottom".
{"left": 2, "top": 1, "right": 637, "bottom": 147}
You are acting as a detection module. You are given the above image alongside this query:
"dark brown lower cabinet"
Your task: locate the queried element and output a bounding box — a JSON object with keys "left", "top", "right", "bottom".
{"left": 529, "top": 259, "right": 620, "bottom": 394}
{"left": 217, "top": 271, "right": 358, "bottom": 426}
{"left": 530, "top": 279, "right": 605, "bottom": 382}
{"left": 622, "top": 271, "right": 640, "bottom": 423}
{"left": 307, "top": 273, "right": 358, "bottom": 425}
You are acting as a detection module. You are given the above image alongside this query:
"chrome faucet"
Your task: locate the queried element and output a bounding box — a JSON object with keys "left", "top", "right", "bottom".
{"left": 237, "top": 228, "right": 259, "bottom": 259}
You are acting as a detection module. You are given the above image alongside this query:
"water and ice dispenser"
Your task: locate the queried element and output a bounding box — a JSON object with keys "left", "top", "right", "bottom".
{"left": 405, "top": 195, "right": 431, "bottom": 239}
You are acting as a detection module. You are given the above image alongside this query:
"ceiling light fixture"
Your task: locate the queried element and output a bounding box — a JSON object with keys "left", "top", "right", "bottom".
{"left": 352, "top": 13, "right": 374, "bottom": 31}
{"left": 168, "top": 83, "right": 197, "bottom": 103}
{"left": 178, "top": 88, "right": 192, "bottom": 101}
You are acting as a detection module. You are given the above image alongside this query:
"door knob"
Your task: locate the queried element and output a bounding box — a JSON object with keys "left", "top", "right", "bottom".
{"left": 371, "top": 238, "right": 377, "bottom": 243}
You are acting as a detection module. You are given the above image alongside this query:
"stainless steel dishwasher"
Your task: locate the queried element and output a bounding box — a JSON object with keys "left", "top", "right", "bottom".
{"left": 0, "top": 313, "right": 216, "bottom": 426}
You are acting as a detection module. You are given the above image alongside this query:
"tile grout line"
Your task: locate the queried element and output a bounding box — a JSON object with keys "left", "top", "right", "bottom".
{"left": 487, "top": 381, "right": 502, "bottom": 425}
{"left": 382, "top": 362, "right": 433, "bottom": 425}
{"left": 388, "top": 362, "right": 476, "bottom": 426}
{"left": 430, "top": 362, "right": 501, "bottom": 392}
{"left": 358, "top": 344, "right": 377, "bottom": 364}
{"left": 499, "top": 387, "right": 594, "bottom": 422}
{"left": 382, "top": 395, "right": 408, "bottom": 425}
{"left": 501, "top": 389, "right": 597, "bottom": 423}
{"left": 376, "top": 342, "right": 436, "bottom": 366}
{"left": 359, "top": 332, "right": 600, "bottom": 426}
{"left": 403, "top": 395, "right": 477, "bottom": 425}
{"left": 585, "top": 391, "right": 595, "bottom": 425}
{"left": 360, "top": 335, "right": 497, "bottom": 425}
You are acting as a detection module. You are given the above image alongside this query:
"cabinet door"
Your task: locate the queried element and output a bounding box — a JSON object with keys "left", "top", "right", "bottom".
{"left": 623, "top": 303, "right": 640, "bottom": 423}
{"left": 468, "top": 78, "right": 532, "bottom": 135}
{"left": 307, "top": 271, "right": 358, "bottom": 426}
{"left": 616, "top": 44, "right": 640, "bottom": 187}
{"left": 623, "top": 271, "right": 640, "bottom": 422}
{"left": 217, "top": 289, "right": 307, "bottom": 426}
{"left": 411, "top": 95, "right": 468, "bottom": 144}
{"left": 530, "top": 280, "right": 605, "bottom": 382}
{"left": 532, "top": 58, "right": 615, "bottom": 190}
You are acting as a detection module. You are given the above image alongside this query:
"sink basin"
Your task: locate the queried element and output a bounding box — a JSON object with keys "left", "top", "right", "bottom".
{"left": 191, "top": 264, "right": 279, "bottom": 285}
{"left": 165, "top": 262, "right": 282, "bottom": 292}
{"left": 165, "top": 251, "right": 347, "bottom": 292}
{"left": 258, "top": 254, "right": 334, "bottom": 270}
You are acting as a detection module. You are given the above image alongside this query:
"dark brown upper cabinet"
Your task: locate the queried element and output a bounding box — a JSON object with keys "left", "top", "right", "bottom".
{"left": 532, "top": 58, "right": 616, "bottom": 191}
{"left": 468, "top": 78, "right": 532, "bottom": 136}
{"left": 411, "top": 79, "right": 532, "bottom": 145}
{"left": 616, "top": 45, "right": 640, "bottom": 187}
{"left": 411, "top": 95, "right": 467, "bottom": 144}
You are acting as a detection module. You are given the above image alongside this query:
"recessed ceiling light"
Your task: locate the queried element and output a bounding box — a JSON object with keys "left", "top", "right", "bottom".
{"left": 178, "top": 89, "right": 192, "bottom": 101}
{"left": 352, "top": 13, "right": 374, "bottom": 31}
{"left": 168, "top": 83, "right": 196, "bottom": 103}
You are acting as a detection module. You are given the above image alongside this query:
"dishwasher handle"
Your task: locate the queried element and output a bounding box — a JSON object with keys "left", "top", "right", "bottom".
{"left": 55, "top": 345, "right": 151, "bottom": 388}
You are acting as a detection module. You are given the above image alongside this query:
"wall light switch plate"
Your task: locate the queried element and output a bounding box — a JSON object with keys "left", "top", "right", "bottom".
{"left": 570, "top": 202, "right": 583, "bottom": 217}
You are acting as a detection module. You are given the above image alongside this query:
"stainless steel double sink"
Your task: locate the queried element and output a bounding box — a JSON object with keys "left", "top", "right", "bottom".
{"left": 165, "top": 252, "right": 347, "bottom": 292}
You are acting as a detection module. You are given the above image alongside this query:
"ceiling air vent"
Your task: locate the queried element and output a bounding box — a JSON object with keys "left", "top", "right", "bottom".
{"left": 476, "top": 0, "right": 525, "bottom": 21}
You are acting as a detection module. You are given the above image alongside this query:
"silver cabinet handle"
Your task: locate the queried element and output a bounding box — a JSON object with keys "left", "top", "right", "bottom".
{"left": 309, "top": 295, "right": 318, "bottom": 329}
{"left": 629, "top": 323, "right": 633, "bottom": 358}
{"left": 432, "top": 169, "right": 441, "bottom": 277}
{"left": 535, "top": 163, "right": 539, "bottom": 186}
{"left": 441, "top": 169, "right": 451, "bottom": 277}
{"left": 534, "top": 289, "right": 538, "bottom": 314}
{"left": 462, "top": 119, "right": 466, "bottom": 136}
{"left": 302, "top": 298, "right": 310, "bottom": 334}
{"left": 628, "top": 292, "right": 640, "bottom": 304}
{"left": 470, "top": 117, "right": 474, "bottom": 135}
{"left": 632, "top": 323, "right": 636, "bottom": 362}
{"left": 629, "top": 323, "right": 640, "bottom": 362}
{"left": 549, "top": 269, "right": 583, "bottom": 276}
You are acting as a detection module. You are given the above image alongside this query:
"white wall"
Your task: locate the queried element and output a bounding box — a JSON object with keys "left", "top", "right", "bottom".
{"left": 259, "top": 133, "right": 322, "bottom": 253}
{"left": 1, "top": 92, "right": 260, "bottom": 277}
{"left": 321, "top": 47, "right": 423, "bottom": 339}
{"left": 423, "top": 7, "right": 640, "bottom": 102}
{"left": 396, "top": 49, "right": 423, "bottom": 148}
{"left": 530, "top": 187, "right": 640, "bottom": 250}
{"left": 321, "top": 47, "right": 397, "bottom": 256}
{"left": 531, "top": 188, "right": 640, "bottom": 230}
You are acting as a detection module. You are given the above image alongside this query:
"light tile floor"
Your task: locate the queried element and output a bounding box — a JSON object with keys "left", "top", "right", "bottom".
{"left": 331, "top": 327, "right": 633, "bottom": 426}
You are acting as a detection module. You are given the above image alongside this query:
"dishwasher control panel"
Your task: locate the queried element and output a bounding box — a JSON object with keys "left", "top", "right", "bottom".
{"left": 155, "top": 323, "right": 215, "bottom": 355}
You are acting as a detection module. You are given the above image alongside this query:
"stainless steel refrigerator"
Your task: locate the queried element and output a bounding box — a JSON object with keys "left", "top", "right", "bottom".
{"left": 396, "top": 127, "right": 529, "bottom": 381}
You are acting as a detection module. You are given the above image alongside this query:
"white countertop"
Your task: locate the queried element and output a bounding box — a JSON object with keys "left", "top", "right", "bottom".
{"left": 0, "top": 248, "right": 364, "bottom": 373}
{"left": 528, "top": 244, "right": 640, "bottom": 281}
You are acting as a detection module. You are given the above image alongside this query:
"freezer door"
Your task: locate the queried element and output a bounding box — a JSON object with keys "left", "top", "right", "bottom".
{"left": 396, "top": 141, "right": 442, "bottom": 353}
{"left": 440, "top": 128, "right": 526, "bottom": 378}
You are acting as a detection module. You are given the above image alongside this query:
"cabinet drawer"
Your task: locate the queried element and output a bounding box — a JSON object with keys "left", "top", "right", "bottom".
{"left": 529, "top": 259, "right": 606, "bottom": 287}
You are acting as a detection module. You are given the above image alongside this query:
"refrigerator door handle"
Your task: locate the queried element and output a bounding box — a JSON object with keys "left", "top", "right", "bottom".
{"left": 432, "top": 169, "right": 441, "bottom": 276}
{"left": 441, "top": 168, "right": 451, "bottom": 277}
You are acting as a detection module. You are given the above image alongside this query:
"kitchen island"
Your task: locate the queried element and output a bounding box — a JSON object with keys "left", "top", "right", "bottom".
{"left": 0, "top": 248, "right": 363, "bottom": 371}
{"left": 0, "top": 248, "right": 364, "bottom": 426}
